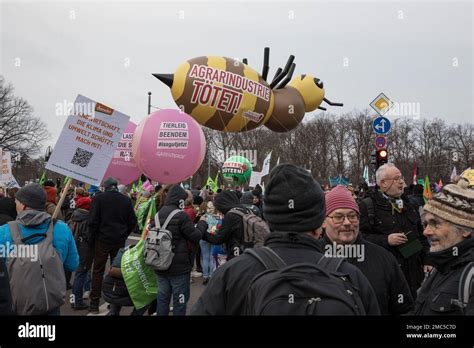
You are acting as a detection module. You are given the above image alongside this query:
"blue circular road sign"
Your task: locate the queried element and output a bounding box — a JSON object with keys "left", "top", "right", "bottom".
{"left": 372, "top": 116, "right": 391, "bottom": 135}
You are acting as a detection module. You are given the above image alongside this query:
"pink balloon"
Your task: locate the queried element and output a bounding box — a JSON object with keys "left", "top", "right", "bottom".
{"left": 132, "top": 109, "right": 206, "bottom": 184}
{"left": 103, "top": 121, "right": 141, "bottom": 185}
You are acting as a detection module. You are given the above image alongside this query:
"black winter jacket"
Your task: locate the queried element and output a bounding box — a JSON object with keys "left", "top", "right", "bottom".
{"left": 0, "top": 197, "right": 16, "bottom": 227}
{"left": 202, "top": 190, "right": 248, "bottom": 260}
{"left": 359, "top": 191, "right": 430, "bottom": 296}
{"left": 414, "top": 238, "right": 474, "bottom": 315}
{"left": 68, "top": 208, "right": 93, "bottom": 271}
{"left": 192, "top": 232, "right": 381, "bottom": 315}
{"left": 88, "top": 190, "right": 137, "bottom": 245}
{"left": 153, "top": 185, "right": 207, "bottom": 276}
{"left": 320, "top": 234, "right": 414, "bottom": 315}
{"left": 0, "top": 256, "right": 13, "bottom": 315}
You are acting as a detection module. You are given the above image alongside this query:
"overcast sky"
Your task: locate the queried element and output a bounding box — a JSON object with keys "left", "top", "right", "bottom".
{"left": 1, "top": 0, "right": 472, "bottom": 153}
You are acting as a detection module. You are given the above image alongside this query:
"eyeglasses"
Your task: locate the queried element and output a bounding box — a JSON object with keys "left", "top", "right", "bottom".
{"left": 422, "top": 219, "right": 444, "bottom": 231}
{"left": 327, "top": 213, "right": 359, "bottom": 224}
{"left": 384, "top": 176, "right": 405, "bottom": 183}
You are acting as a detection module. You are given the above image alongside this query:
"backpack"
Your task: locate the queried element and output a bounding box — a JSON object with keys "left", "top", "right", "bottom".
{"left": 245, "top": 247, "right": 366, "bottom": 315}
{"left": 444, "top": 261, "right": 474, "bottom": 314}
{"left": 144, "top": 209, "right": 181, "bottom": 271}
{"left": 228, "top": 208, "right": 270, "bottom": 249}
{"left": 7, "top": 220, "right": 66, "bottom": 315}
{"left": 102, "top": 248, "right": 134, "bottom": 307}
{"left": 362, "top": 197, "right": 376, "bottom": 227}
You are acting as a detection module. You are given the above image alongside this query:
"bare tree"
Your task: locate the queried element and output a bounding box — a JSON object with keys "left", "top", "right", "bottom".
{"left": 0, "top": 76, "right": 49, "bottom": 156}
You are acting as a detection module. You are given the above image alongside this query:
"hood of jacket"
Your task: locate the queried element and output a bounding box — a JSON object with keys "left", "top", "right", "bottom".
{"left": 214, "top": 190, "right": 242, "bottom": 214}
{"left": 70, "top": 208, "right": 90, "bottom": 223}
{"left": 16, "top": 209, "right": 51, "bottom": 227}
{"left": 164, "top": 185, "right": 188, "bottom": 208}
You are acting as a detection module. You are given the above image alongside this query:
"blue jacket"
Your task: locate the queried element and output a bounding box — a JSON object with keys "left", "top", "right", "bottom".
{"left": 0, "top": 219, "right": 79, "bottom": 272}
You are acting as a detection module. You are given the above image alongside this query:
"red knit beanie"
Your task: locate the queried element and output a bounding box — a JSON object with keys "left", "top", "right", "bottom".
{"left": 325, "top": 185, "right": 359, "bottom": 216}
{"left": 75, "top": 196, "right": 92, "bottom": 211}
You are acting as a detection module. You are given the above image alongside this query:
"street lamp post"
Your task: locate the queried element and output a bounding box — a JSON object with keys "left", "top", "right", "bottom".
{"left": 148, "top": 92, "right": 152, "bottom": 115}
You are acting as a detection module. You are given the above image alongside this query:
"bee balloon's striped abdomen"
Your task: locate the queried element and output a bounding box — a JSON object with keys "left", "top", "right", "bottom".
{"left": 171, "top": 56, "right": 274, "bottom": 132}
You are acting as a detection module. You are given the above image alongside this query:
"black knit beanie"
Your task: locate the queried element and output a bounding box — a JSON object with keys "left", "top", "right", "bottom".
{"left": 263, "top": 164, "right": 325, "bottom": 232}
{"left": 16, "top": 184, "right": 47, "bottom": 210}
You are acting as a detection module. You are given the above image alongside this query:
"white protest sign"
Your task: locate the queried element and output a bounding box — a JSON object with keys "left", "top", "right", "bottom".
{"left": 261, "top": 151, "right": 272, "bottom": 177}
{"left": 46, "top": 95, "right": 130, "bottom": 186}
{"left": 249, "top": 171, "right": 262, "bottom": 188}
{"left": 0, "top": 151, "right": 13, "bottom": 184}
{"left": 4, "top": 175, "right": 20, "bottom": 188}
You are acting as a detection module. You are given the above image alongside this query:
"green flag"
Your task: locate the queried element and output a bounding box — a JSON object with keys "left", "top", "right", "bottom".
{"left": 39, "top": 172, "right": 46, "bottom": 186}
{"left": 63, "top": 176, "right": 71, "bottom": 186}
{"left": 205, "top": 176, "right": 218, "bottom": 193}
{"left": 138, "top": 176, "right": 143, "bottom": 192}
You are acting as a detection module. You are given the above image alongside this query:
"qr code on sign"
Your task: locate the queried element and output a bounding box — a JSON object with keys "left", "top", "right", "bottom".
{"left": 71, "top": 147, "right": 93, "bottom": 168}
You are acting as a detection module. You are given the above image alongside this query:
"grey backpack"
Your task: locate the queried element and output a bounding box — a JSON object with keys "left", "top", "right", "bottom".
{"left": 448, "top": 261, "right": 474, "bottom": 314}
{"left": 229, "top": 208, "right": 270, "bottom": 249}
{"left": 144, "top": 209, "right": 181, "bottom": 271}
{"left": 7, "top": 221, "right": 66, "bottom": 315}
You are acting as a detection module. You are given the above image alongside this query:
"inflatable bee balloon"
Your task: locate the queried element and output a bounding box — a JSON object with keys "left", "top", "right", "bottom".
{"left": 153, "top": 47, "right": 343, "bottom": 133}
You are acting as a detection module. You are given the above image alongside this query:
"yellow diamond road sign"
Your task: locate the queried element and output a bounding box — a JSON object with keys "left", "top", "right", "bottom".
{"left": 370, "top": 93, "right": 394, "bottom": 115}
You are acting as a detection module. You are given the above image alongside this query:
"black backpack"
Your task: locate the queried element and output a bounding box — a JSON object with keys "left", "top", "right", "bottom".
{"left": 245, "top": 247, "right": 366, "bottom": 315}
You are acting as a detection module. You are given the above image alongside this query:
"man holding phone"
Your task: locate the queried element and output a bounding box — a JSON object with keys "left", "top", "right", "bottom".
{"left": 359, "top": 163, "right": 430, "bottom": 298}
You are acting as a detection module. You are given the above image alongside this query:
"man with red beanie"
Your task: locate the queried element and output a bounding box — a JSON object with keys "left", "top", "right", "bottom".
{"left": 320, "top": 185, "right": 413, "bottom": 315}
{"left": 68, "top": 190, "right": 93, "bottom": 310}
{"left": 43, "top": 179, "right": 63, "bottom": 220}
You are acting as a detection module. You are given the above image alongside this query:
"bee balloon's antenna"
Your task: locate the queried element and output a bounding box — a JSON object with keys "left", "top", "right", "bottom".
{"left": 242, "top": 58, "right": 248, "bottom": 65}
{"left": 276, "top": 63, "right": 296, "bottom": 89}
{"left": 323, "top": 97, "right": 343, "bottom": 107}
{"left": 262, "top": 47, "right": 270, "bottom": 81}
{"left": 152, "top": 73, "right": 174, "bottom": 88}
{"left": 270, "top": 55, "right": 295, "bottom": 89}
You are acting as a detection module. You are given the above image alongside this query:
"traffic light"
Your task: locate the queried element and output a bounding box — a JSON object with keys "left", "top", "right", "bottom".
{"left": 370, "top": 151, "right": 377, "bottom": 166}
{"left": 376, "top": 148, "right": 388, "bottom": 168}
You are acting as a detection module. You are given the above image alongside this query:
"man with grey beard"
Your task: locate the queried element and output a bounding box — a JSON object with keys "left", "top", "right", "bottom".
{"left": 414, "top": 179, "right": 474, "bottom": 315}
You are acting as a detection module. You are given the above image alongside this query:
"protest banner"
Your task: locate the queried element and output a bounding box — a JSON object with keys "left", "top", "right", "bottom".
{"left": 0, "top": 150, "right": 13, "bottom": 185}
{"left": 249, "top": 171, "right": 262, "bottom": 188}
{"left": 46, "top": 94, "right": 130, "bottom": 186}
